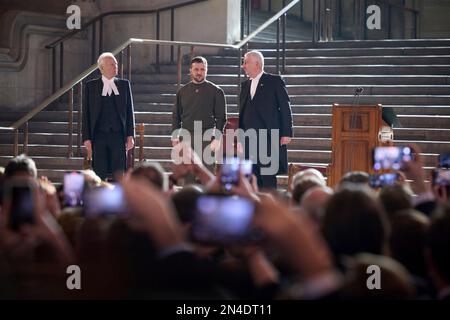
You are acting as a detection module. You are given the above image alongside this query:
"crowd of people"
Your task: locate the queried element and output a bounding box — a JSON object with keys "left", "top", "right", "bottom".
{"left": 0, "top": 143, "right": 449, "bottom": 300}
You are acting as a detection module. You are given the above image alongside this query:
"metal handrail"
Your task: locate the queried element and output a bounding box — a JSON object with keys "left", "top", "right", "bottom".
{"left": 237, "top": 0, "right": 299, "bottom": 48}
{"left": 46, "top": 0, "right": 209, "bottom": 91}
{"left": 8, "top": 0, "right": 300, "bottom": 158}
{"left": 11, "top": 39, "right": 132, "bottom": 130}
{"left": 45, "top": 0, "right": 208, "bottom": 49}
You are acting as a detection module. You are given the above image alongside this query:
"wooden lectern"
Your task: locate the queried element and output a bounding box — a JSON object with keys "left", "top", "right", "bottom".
{"left": 328, "top": 104, "right": 393, "bottom": 187}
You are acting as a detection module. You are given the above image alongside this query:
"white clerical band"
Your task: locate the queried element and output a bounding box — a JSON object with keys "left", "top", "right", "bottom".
{"left": 101, "top": 76, "right": 120, "bottom": 96}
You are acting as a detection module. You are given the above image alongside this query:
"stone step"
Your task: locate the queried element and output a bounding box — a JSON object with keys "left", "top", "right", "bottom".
{"left": 1, "top": 122, "right": 448, "bottom": 142}
{"left": 5, "top": 100, "right": 450, "bottom": 127}
{"left": 131, "top": 103, "right": 450, "bottom": 116}
{"left": 220, "top": 46, "right": 450, "bottom": 58}
{"left": 205, "top": 55, "right": 450, "bottom": 66}
{"left": 133, "top": 93, "right": 450, "bottom": 106}
{"left": 156, "top": 64, "right": 450, "bottom": 76}
{"left": 247, "top": 39, "right": 450, "bottom": 49}
{"left": 130, "top": 74, "right": 450, "bottom": 86}
{"left": 14, "top": 112, "right": 447, "bottom": 129}
{"left": 132, "top": 84, "right": 450, "bottom": 96}
{"left": 24, "top": 103, "right": 450, "bottom": 118}
{"left": 394, "top": 128, "right": 450, "bottom": 141}
{"left": 1, "top": 132, "right": 448, "bottom": 154}
{"left": 287, "top": 105, "right": 450, "bottom": 116}
{"left": 0, "top": 122, "right": 79, "bottom": 133}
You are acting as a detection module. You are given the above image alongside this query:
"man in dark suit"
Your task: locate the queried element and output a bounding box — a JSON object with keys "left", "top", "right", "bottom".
{"left": 82, "top": 52, "right": 135, "bottom": 180}
{"left": 239, "top": 50, "right": 293, "bottom": 189}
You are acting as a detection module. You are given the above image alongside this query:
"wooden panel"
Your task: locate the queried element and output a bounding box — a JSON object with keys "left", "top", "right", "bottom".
{"left": 342, "top": 112, "right": 370, "bottom": 133}
{"left": 341, "top": 140, "right": 369, "bottom": 174}
{"left": 329, "top": 104, "right": 384, "bottom": 187}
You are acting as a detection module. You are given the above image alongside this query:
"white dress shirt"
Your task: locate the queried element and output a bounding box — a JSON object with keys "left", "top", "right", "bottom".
{"left": 101, "top": 75, "right": 120, "bottom": 96}
{"left": 250, "top": 71, "right": 264, "bottom": 100}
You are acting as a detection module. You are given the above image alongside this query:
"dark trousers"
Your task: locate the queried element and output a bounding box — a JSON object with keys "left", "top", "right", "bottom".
{"left": 253, "top": 163, "right": 277, "bottom": 190}
{"left": 242, "top": 134, "right": 278, "bottom": 190}
{"left": 93, "top": 132, "right": 126, "bottom": 180}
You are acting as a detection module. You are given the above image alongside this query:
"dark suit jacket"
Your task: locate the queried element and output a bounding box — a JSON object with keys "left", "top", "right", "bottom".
{"left": 239, "top": 72, "right": 293, "bottom": 174}
{"left": 82, "top": 77, "right": 135, "bottom": 143}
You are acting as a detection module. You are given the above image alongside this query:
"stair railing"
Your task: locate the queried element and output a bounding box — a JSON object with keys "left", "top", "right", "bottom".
{"left": 7, "top": 0, "right": 300, "bottom": 161}
{"left": 45, "top": 0, "right": 209, "bottom": 93}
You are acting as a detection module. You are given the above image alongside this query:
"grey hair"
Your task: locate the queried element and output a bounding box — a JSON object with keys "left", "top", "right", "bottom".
{"left": 97, "top": 52, "right": 116, "bottom": 69}
{"left": 246, "top": 50, "right": 264, "bottom": 70}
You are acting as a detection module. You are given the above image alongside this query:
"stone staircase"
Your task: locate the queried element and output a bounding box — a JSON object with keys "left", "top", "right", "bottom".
{"left": 1, "top": 39, "right": 450, "bottom": 188}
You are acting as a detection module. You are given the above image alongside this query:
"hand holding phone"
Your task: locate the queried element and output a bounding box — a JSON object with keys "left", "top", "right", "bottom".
{"left": 63, "top": 172, "right": 85, "bottom": 207}
{"left": 3, "top": 178, "right": 35, "bottom": 231}
{"left": 369, "top": 173, "right": 399, "bottom": 188}
{"left": 373, "top": 146, "right": 413, "bottom": 171}
{"left": 192, "top": 195, "right": 260, "bottom": 244}
{"left": 220, "top": 158, "right": 240, "bottom": 191}
{"left": 438, "top": 154, "right": 450, "bottom": 169}
{"left": 432, "top": 169, "right": 450, "bottom": 187}
{"left": 83, "top": 185, "right": 128, "bottom": 217}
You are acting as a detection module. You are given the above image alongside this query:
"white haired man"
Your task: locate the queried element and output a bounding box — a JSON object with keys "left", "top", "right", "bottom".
{"left": 239, "top": 50, "right": 293, "bottom": 189}
{"left": 82, "top": 52, "right": 135, "bottom": 180}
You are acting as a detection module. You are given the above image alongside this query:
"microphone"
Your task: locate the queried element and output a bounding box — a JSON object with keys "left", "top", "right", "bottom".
{"left": 353, "top": 87, "right": 364, "bottom": 107}
{"left": 355, "top": 87, "right": 364, "bottom": 96}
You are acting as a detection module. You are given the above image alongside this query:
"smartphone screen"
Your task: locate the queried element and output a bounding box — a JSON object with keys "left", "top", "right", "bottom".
{"left": 192, "top": 195, "right": 258, "bottom": 244}
{"left": 369, "top": 173, "right": 398, "bottom": 188}
{"left": 64, "top": 172, "right": 85, "bottom": 207}
{"left": 220, "top": 158, "right": 240, "bottom": 191}
{"left": 4, "top": 180, "right": 35, "bottom": 231}
{"left": 438, "top": 154, "right": 450, "bottom": 168}
{"left": 373, "top": 146, "right": 413, "bottom": 171}
{"left": 83, "top": 185, "right": 128, "bottom": 217}
{"left": 432, "top": 169, "right": 450, "bottom": 186}
{"left": 240, "top": 159, "right": 253, "bottom": 179}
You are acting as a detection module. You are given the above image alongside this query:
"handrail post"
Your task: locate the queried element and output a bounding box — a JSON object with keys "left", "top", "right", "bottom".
{"left": 312, "top": 0, "right": 317, "bottom": 43}
{"left": 156, "top": 11, "right": 160, "bottom": 73}
{"left": 177, "top": 45, "right": 182, "bottom": 89}
{"left": 68, "top": 88, "right": 74, "bottom": 158}
{"left": 363, "top": 0, "right": 367, "bottom": 40}
{"left": 170, "top": 8, "right": 175, "bottom": 63}
{"left": 23, "top": 122, "right": 29, "bottom": 155}
{"left": 77, "top": 82, "right": 83, "bottom": 157}
{"left": 91, "top": 21, "right": 96, "bottom": 64}
{"left": 99, "top": 17, "right": 104, "bottom": 55}
{"left": 276, "top": 18, "right": 280, "bottom": 74}
{"left": 139, "top": 123, "right": 145, "bottom": 162}
{"left": 13, "top": 129, "right": 18, "bottom": 156}
{"left": 59, "top": 42, "right": 64, "bottom": 89}
{"left": 240, "top": 0, "right": 244, "bottom": 39}
{"left": 246, "top": 0, "right": 251, "bottom": 37}
{"left": 282, "top": 0, "right": 286, "bottom": 73}
{"left": 190, "top": 46, "right": 195, "bottom": 63}
{"left": 237, "top": 47, "right": 242, "bottom": 104}
{"left": 413, "top": 11, "right": 417, "bottom": 39}
{"left": 127, "top": 44, "right": 132, "bottom": 81}
{"left": 52, "top": 47, "right": 56, "bottom": 93}
{"left": 120, "top": 50, "right": 124, "bottom": 78}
